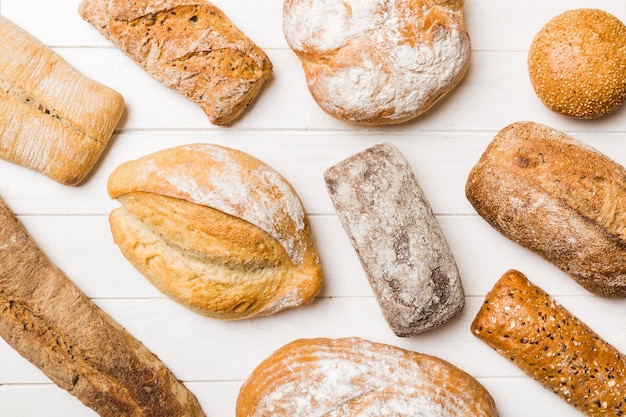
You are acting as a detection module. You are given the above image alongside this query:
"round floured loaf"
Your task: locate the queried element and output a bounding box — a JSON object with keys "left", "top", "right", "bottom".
{"left": 236, "top": 337, "right": 498, "bottom": 416}
{"left": 107, "top": 144, "right": 323, "bottom": 320}
{"left": 283, "top": 0, "right": 471, "bottom": 125}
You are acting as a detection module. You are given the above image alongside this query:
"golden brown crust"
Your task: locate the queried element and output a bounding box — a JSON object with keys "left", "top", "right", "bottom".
{"left": 236, "top": 337, "right": 498, "bottom": 416}
{"left": 107, "top": 144, "right": 323, "bottom": 320}
{"left": 0, "top": 197, "right": 204, "bottom": 417}
{"left": 472, "top": 269, "right": 626, "bottom": 416}
{"left": 0, "top": 16, "right": 124, "bottom": 185}
{"left": 78, "top": 0, "right": 272, "bottom": 126}
{"left": 466, "top": 121, "right": 626, "bottom": 297}
{"left": 528, "top": 8, "right": 626, "bottom": 118}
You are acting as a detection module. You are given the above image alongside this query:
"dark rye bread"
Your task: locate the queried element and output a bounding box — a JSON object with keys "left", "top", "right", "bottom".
{"left": 472, "top": 269, "right": 626, "bottom": 416}
{"left": 466, "top": 121, "right": 626, "bottom": 297}
{"left": 78, "top": 0, "right": 272, "bottom": 126}
{"left": 0, "top": 197, "right": 205, "bottom": 417}
{"left": 324, "top": 143, "right": 464, "bottom": 337}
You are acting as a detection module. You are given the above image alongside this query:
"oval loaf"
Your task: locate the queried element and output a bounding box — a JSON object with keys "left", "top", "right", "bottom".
{"left": 107, "top": 144, "right": 323, "bottom": 320}
{"left": 236, "top": 337, "right": 499, "bottom": 416}
{"left": 466, "top": 121, "right": 626, "bottom": 297}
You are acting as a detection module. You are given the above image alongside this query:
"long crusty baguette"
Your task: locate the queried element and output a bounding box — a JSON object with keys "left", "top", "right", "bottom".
{"left": 107, "top": 144, "right": 323, "bottom": 320}
{"left": 472, "top": 269, "right": 626, "bottom": 416}
{"left": 236, "top": 337, "right": 499, "bottom": 416}
{"left": 78, "top": 0, "right": 272, "bottom": 126}
{"left": 324, "top": 143, "right": 464, "bottom": 336}
{"left": 466, "top": 121, "right": 626, "bottom": 297}
{"left": 0, "top": 197, "right": 205, "bottom": 417}
{"left": 0, "top": 16, "right": 124, "bottom": 185}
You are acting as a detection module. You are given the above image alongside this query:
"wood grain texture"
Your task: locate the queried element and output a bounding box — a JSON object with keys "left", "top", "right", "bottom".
{"left": 2, "top": 0, "right": 626, "bottom": 416}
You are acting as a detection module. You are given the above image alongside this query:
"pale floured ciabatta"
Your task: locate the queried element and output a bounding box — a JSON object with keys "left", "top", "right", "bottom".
{"left": 107, "top": 144, "right": 323, "bottom": 320}
{"left": 236, "top": 337, "right": 499, "bottom": 416}
{"left": 283, "top": 0, "right": 471, "bottom": 125}
{"left": 0, "top": 16, "right": 124, "bottom": 185}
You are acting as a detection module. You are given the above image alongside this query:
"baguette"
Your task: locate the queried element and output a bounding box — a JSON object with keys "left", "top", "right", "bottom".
{"left": 472, "top": 269, "right": 626, "bottom": 416}
{"left": 236, "top": 337, "right": 499, "bottom": 416}
{"left": 107, "top": 144, "right": 323, "bottom": 320}
{"left": 78, "top": 0, "right": 272, "bottom": 126}
{"left": 0, "top": 197, "right": 204, "bottom": 416}
{"left": 324, "top": 143, "right": 464, "bottom": 336}
{"left": 466, "top": 121, "right": 626, "bottom": 297}
{"left": 0, "top": 16, "right": 124, "bottom": 185}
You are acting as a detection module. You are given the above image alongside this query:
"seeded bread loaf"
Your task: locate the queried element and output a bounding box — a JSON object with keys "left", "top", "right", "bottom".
{"left": 466, "top": 121, "right": 626, "bottom": 297}
{"left": 237, "top": 337, "right": 499, "bottom": 416}
{"left": 107, "top": 144, "right": 323, "bottom": 320}
{"left": 79, "top": 0, "right": 272, "bottom": 126}
{"left": 324, "top": 143, "right": 464, "bottom": 336}
{"left": 472, "top": 269, "right": 626, "bottom": 416}
{"left": 0, "top": 16, "right": 124, "bottom": 185}
{"left": 0, "top": 196, "right": 204, "bottom": 417}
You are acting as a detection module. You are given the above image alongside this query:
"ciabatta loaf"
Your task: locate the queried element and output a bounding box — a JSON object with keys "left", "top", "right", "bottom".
{"left": 79, "top": 0, "right": 272, "bottom": 126}
{"left": 283, "top": 0, "right": 471, "bottom": 125}
{"left": 324, "top": 143, "right": 464, "bottom": 336}
{"left": 466, "top": 121, "right": 626, "bottom": 297}
{"left": 0, "top": 197, "right": 204, "bottom": 416}
{"left": 0, "top": 16, "right": 124, "bottom": 185}
{"left": 472, "top": 269, "right": 626, "bottom": 416}
{"left": 236, "top": 337, "right": 499, "bottom": 416}
{"left": 107, "top": 144, "right": 323, "bottom": 320}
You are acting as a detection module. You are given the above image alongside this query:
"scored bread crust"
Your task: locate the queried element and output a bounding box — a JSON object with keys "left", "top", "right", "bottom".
{"left": 0, "top": 16, "right": 124, "bottom": 185}
{"left": 466, "top": 121, "right": 626, "bottom": 297}
{"left": 0, "top": 197, "right": 205, "bottom": 417}
{"left": 283, "top": 0, "right": 471, "bottom": 125}
{"left": 107, "top": 144, "right": 323, "bottom": 320}
{"left": 78, "top": 0, "right": 272, "bottom": 126}
{"left": 236, "top": 337, "right": 499, "bottom": 416}
{"left": 472, "top": 269, "right": 626, "bottom": 416}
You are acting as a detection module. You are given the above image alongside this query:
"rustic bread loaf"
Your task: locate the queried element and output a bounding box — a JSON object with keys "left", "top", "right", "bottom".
{"left": 466, "top": 121, "right": 626, "bottom": 297}
{"left": 528, "top": 8, "right": 626, "bottom": 118}
{"left": 324, "top": 143, "right": 464, "bottom": 336}
{"left": 107, "top": 144, "right": 323, "bottom": 320}
{"left": 0, "top": 16, "right": 124, "bottom": 185}
{"left": 79, "top": 0, "right": 272, "bottom": 126}
{"left": 236, "top": 337, "right": 498, "bottom": 416}
{"left": 0, "top": 197, "right": 204, "bottom": 417}
{"left": 283, "top": 0, "right": 471, "bottom": 125}
{"left": 472, "top": 269, "right": 626, "bottom": 416}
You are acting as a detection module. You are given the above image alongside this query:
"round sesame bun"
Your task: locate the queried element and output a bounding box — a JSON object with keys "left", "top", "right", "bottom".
{"left": 528, "top": 9, "right": 626, "bottom": 119}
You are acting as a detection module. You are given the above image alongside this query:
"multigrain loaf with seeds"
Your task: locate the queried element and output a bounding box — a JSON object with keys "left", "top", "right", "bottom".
{"left": 0, "top": 16, "right": 123, "bottom": 185}
{"left": 466, "top": 121, "right": 626, "bottom": 297}
{"left": 472, "top": 269, "right": 626, "bottom": 416}
{"left": 79, "top": 0, "right": 272, "bottom": 126}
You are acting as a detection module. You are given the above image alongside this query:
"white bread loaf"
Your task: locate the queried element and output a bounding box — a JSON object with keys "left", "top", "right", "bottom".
{"left": 0, "top": 16, "right": 124, "bottom": 185}
{"left": 283, "top": 0, "right": 471, "bottom": 125}
{"left": 236, "top": 337, "right": 499, "bottom": 416}
{"left": 107, "top": 144, "right": 323, "bottom": 320}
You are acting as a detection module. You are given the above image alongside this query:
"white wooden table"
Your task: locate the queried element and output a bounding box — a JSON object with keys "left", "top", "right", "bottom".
{"left": 1, "top": 1, "right": 626, "bottom": 416}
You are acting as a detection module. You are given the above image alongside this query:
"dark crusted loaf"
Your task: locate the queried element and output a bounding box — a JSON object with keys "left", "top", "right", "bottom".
{"left": 472, "top": 269, "right": 626, "bottom": 416}
{"left": 78, "top": 0, "right": 272, "bottom": 126}
{"left": 324, "top": 143, "right": 464, "bottom": 336}
{"left": 466, "top": 121, "right": 626, "bottom": 297}
{"left": 0, "top": 197, "right": 205, "bottom": 417}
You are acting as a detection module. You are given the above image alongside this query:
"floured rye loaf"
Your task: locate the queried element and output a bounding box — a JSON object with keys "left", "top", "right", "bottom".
{"left": 0, "top": 197, "right": 204, "bottom": 417}
{"left": 107, "top": 144, "right": 323, "bottom": 320}
{"left": 466, "top": 121, "right": 626, "bottom": 297}
{"left": 236, "top": 337, "right": 499, "bottom": 416}
{"left": 283, "top": 0, "right": 471, "bottom": 125}
{"left": 472, "top": 269, "right": 626, "bottom": 416}
{"left": 79, "top": 0, "right": 272, "bottom": 126}
{"left": 324, "top": 143, "right": 464, "bottom": 336}
{"left": 0, "top": 16, "right": 124, "bottom": 185}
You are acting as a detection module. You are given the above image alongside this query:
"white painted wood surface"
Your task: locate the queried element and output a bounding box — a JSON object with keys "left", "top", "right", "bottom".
{"left": 1, "top": 1, "right": 625, "bottom": 416}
